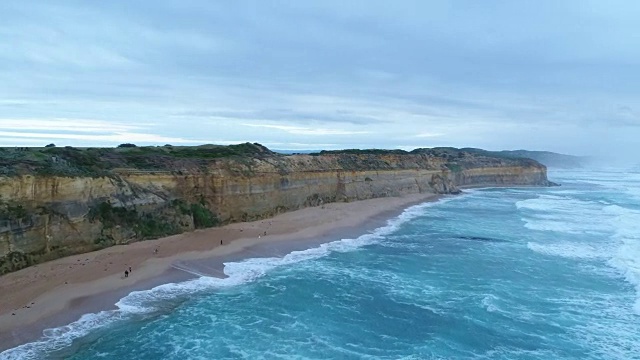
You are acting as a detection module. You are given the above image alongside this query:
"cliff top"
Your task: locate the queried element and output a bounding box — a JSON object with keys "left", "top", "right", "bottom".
{"left": 314, "top": 147, "right": 541, "bottom": 168}
{"left": 0, "top": 143, "right": 543, "bottom": 177}
{"left": 0, "top": 143, "right": 276, "bottom": 177}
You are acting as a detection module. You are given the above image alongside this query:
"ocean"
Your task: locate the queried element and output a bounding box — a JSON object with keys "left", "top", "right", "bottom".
{"left": 2, "top": 169, "right": 640, "bottom": 359}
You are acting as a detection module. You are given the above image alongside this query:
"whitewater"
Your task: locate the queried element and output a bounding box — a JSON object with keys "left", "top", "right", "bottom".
{"left": 2, "top": 169, "right": 639, "bottom": 359}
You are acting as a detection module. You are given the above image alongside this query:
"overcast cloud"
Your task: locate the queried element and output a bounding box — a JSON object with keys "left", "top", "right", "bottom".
{"left": 1, "top": 0, "right": 638, "bottom": 157}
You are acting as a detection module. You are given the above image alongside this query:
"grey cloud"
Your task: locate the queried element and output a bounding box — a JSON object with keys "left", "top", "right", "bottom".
{"left": 0, "top": 0, "right": 638, "bottom": 156}
{"left": 173, "top": 109, "right": 387, "bottom": 125}
{"left": 596, "top": 106, "right": 640, "bottom": 127}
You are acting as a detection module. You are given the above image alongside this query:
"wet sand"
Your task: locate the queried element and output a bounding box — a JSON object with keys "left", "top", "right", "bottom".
{"left": 0, "top": 193, "right": 441, "bottom": 351}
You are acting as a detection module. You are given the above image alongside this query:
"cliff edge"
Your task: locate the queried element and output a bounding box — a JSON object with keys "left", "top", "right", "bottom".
{"left": 0, "top": 143, "right": 553, "bottom": 274}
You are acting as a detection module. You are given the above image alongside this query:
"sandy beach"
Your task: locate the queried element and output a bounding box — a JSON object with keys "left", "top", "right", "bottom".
{"left": 0, "top": 193, "right": 440, "bottom": 351}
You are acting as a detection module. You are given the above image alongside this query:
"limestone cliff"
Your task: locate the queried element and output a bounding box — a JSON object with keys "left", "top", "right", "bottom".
{"left": 0, "top": 144, "right": 552, "bottom": 274}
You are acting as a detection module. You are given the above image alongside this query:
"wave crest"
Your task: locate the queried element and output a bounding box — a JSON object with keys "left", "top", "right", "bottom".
{"left": 0, "top": 198, "right": 445, "bottom": 359}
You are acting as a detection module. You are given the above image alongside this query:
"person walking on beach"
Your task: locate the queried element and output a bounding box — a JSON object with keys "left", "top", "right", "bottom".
{"left": 124, "top": 269, "right": 129, "bottom": 278}
{"left": 129, "top": 266, "right": 132, "bottom": 274}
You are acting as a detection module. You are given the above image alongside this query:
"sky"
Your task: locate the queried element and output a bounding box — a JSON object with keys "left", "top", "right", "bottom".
{"left": 1, "top": 1, "right": 639, "bottom": 158}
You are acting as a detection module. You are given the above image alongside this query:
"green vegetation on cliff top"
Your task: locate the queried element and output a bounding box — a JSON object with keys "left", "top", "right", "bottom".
{"left": 0, "top": 143, "right": 546, "bottom": 177}
{"left": 314, "top": 147, "right": 577, "bottom": 168}
{"left": 0, "top": 142, "right": 275, "bottom": 177}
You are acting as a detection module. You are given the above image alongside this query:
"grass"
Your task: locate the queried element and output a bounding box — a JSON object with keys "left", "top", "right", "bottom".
{"left": 0, "top": 143, "right": 540, "bottom": 178}
{"left": 0, "top": 143, "right": 279, "bottom": 177}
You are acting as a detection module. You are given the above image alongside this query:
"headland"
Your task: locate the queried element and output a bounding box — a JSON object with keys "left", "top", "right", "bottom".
{"left": 0, "top": 143, "right": 554, "bottom": 351}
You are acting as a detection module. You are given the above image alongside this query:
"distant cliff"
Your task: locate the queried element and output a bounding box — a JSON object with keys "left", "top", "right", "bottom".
{"left": 442, "top": 148, "right": 586, "bottom": 169}
{"left": 0, "top": 143, "right": 553, "bottom": 274}
{"left": 280, "top": 147, "right": 587, "bottom": 169}
{"left": 497, "top": 150, "right": 586, "bottom": 169}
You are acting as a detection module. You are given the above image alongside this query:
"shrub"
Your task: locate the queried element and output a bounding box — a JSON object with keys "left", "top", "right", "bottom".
{"left": 135, "top": 214, "right": 180, "bottom": 238}
{"left": 0, "top": 202, "right": 29, "bottom": 221}
{"left": 170, "top": 199, "right": 191, "bottom": 215}
{"left": 190, "top": 203, "right": 218, "bottom": 228}
{"left": 88, "top": 201, "right": 137, "bottom": 228}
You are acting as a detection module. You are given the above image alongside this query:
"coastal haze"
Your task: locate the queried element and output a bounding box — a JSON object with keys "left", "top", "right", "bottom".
{"left": 1, "top": 1, "right": 639, "bottom": 163}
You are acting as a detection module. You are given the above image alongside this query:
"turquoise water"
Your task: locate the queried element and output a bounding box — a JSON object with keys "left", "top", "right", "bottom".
{"left": 3, "top": 169, "right": 640, "bottom": 359}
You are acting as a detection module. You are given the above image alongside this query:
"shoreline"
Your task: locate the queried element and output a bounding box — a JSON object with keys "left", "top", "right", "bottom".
{"left": 0, "top": 192, "right": 441, "bottom": 352}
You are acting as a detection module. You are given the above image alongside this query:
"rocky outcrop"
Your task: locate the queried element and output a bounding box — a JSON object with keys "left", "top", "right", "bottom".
{"left": 0, "top": 147, "right": 552, "bottom": 274}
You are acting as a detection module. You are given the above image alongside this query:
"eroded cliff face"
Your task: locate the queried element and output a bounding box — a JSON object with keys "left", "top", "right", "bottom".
{"left": 0, "top": 153, "right": 551, "bottom": 274}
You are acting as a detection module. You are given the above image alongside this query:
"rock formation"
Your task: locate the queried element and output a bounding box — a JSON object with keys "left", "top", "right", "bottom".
{"left": 0, "top": 144, "right": 553, "bottom": 274}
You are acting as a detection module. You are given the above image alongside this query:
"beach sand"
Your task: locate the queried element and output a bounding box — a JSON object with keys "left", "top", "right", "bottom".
{"left": 0, "top": 193, "right": 439, "bottom": 351}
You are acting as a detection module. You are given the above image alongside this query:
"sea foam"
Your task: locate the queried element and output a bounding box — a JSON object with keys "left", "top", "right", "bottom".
{"left": 0, "top": 197, "right": 448, "bottom": 360}
{"left": 521, "top": 173, "right": 640, "bottom": 316}
{"left": 526, "top": 242, "right": 606, "bottom": 259}
{"left": 604, "top": 205, "right": 640, "bottom": 314}
{"left": 517, "top": 195, "right": 611, "bottom": 234}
